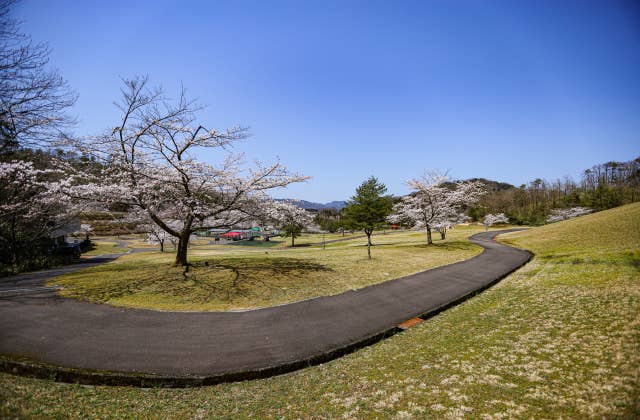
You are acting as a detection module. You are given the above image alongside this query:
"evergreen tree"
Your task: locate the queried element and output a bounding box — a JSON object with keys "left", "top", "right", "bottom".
{"left": 342, "top": 177, "right": 393, "bottom": 259}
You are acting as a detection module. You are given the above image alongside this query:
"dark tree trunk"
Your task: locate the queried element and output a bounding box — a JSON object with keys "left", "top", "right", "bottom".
{"left": 426, "top": 226, "right": 433, "bottom": 245}
{"left": 175, "top": 231, "right": 190, "bottom": 267}
{"left": 439, "top": 229, "right": 446, "bottom": 240}
{"left": 159, "top": 239, "right": 164, "bottom": 252}
{"left": 174, "top": 216, "right": 194, "bottom": 267}
{"left": 9, "top": 217, "right": 17, "bottom": 273}
{"left": 366, "top": 229, "right": 373, "bottom": 259}
{"left": 291, "top": 235, "right": 295, "bottom": 247}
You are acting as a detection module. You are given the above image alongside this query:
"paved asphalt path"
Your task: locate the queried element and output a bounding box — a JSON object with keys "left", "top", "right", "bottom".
{"left": 0, "top": 230, "right": 530, "bottom": 383}
{"left": 0, "top": 255, "right": 123, "bottom": 298}
{"left": 0, "top": 247, "right": 150, "bottom": 298}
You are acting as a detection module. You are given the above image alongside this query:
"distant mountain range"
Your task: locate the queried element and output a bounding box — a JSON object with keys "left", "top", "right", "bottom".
{"left": 276, "top": 199, "right": 347, "bottom": 211}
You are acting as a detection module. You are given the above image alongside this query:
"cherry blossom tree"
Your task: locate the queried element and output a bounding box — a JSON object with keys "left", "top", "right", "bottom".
{"left": 546, "top": 207, "right": 592, "bottom": 223}
{"left": 146, "top": 222, "right": 178, "bottom": 252}
{"left": 483, "top": 213, "right": 509, "bottom": 231}
{"left": 68, "top": 76, "right": 307, "bottom": 267}
{"left": 76, "top": 223, "right": 92, "bottom": 240}
{"left": 433, "top": 212, "right": 470, "bottom": 240}
{"left": 0, "top": 159, "right": 75, "bottom": 272}
{"left": 266, "top": 201, "right": 314, "bottom": 247}
{"left": 123, "top": 209, "right": 179, "bottom": 252}
{"left": 388, "top": 171, "right": 486, "bottom": 245}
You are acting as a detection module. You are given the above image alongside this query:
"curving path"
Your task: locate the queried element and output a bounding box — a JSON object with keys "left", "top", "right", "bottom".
{"left": 0, "top": 230, "right": 531, "bottom": 386}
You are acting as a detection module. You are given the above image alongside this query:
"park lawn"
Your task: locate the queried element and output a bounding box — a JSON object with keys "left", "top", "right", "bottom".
{"left": 87, "top": 235, "right": 211, "bottom": 251}
{"left": 1, "top": 204, "right": 638, "bottom": 418}
{"left": 225, "top": 231, "right": 372, "bottom": 248}
{"left": 272, "top": 231, "right": 370, "bottom": 247}
{"left": 46, "top": 227, "right": 486, "bottom": 311}
{"left": 80, "top": 240, "right": 128, "bottom": 256}
{"left": 110, "top": 235, "right": 210, "bottom": 249}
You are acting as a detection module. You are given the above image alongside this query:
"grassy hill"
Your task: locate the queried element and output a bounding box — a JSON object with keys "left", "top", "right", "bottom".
{"left": 1, "top": 204, "right": 639, "bottom": 418}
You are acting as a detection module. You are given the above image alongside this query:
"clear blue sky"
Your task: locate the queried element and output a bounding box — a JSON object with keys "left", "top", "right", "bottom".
{"left": 15, "top": 0, "right": 640, "bottom": 202}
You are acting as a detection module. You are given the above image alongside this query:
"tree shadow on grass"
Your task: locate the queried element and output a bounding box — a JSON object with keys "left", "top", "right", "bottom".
{"left": 538, "top": 251, "right": 640, "bottom": 270}
{"left": 59, "top": 257, "right": 333, "bottom": 308}
{"left": 181, "top": 257, "right": 333, "bottom": 304}
{"left": 623, "top": 251, "right": 640, "bottom": 269}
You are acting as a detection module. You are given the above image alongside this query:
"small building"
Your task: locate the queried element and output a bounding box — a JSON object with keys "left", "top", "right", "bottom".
{"left": 49, "top": 219, "right": 81, "bottom": 246}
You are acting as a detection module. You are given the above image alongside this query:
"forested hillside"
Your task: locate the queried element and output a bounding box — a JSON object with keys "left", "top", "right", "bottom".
{"left": 468, "top": 157, "right": 640, "bottom": 224}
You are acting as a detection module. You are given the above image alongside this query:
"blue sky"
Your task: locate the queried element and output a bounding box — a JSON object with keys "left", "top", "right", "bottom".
{"left": 15, "top": 0, "right": 640, "bottom": 202}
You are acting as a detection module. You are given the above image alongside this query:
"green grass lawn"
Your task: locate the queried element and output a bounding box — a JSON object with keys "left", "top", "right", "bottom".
{"left": 2, "top": 205, "right": 638, "bottom": 418}
{"left": 272, "top": 231, "right": 370, "bottom": 247}
{"left": 47, "top": 227, "right": 486, "bottom": 311}
{"left": 222, "top": 231, "right": 374, "bottom": 248}
{"left": 81, "top": 240, "right": 128, "bottom": 256}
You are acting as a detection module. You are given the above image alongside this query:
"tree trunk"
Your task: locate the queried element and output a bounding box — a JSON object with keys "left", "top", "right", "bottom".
{"left": 291, "top": 236, "right": 295, "bottom": 247}
{"left": 175, "top": 232, "right": 190, "bottom": 266}
{"left": 9, "top": 217, "right": 18, "bottom": 273}
{"left": 159, "top": 239, "right": 164, "bottom": 252}
{"left": 439, "top": 230, "right": 446, "bottom": 240}
{"left": 366, "top": 230, "right": 372, "bottom": 259}
{"left": 426, "top": 226, "right": 433, "bottom": 245}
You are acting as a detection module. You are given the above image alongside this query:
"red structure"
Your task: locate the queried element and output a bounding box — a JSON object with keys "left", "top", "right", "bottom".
{"left": 221, "top": 231, "right": 243, "bottom": 239}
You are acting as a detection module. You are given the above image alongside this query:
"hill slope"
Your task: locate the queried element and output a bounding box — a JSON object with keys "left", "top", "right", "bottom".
{"left": 501, "top": 202, "right": 639, "bottom": 254}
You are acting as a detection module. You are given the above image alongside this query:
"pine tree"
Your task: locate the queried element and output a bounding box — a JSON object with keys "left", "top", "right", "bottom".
{"left": 342, "top": 177, "right": 393, "bottom": 259}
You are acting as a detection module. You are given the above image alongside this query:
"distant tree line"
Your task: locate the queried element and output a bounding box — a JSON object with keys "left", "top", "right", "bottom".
{"left": 315, "top": 157, "right": 640, "bottom": 238}
{"left": 468, "top": 158, "right": 640, "bottom": 225}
